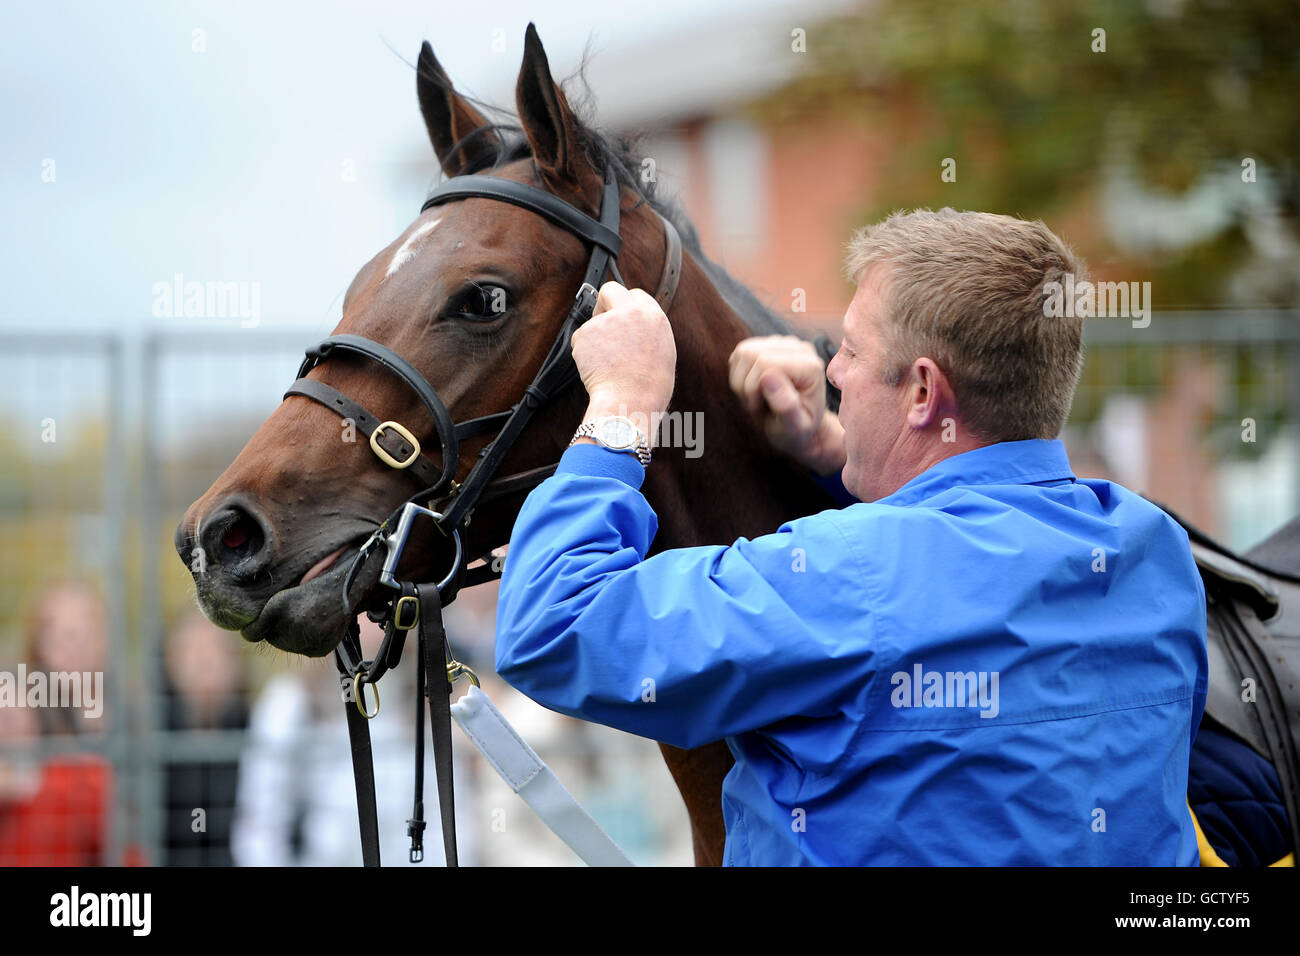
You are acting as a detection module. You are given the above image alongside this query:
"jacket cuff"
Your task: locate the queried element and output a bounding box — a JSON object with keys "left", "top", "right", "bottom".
{"left": 556, "top": 442, "right": 648, "bottom": 490}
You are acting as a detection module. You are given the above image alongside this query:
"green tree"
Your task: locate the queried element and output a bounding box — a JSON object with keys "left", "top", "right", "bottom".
{"left": 760, "top": 0, "right": 1300, "bottom": 306}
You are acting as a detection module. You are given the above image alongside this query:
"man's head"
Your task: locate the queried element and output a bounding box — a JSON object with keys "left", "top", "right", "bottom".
{"left": 827, "top": 208, "right": 1085, "bottom": 501}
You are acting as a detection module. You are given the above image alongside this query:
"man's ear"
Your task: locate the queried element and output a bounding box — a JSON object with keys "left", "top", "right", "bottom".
{"left": 905, "top": 358, "right": 950, "bottom": 430}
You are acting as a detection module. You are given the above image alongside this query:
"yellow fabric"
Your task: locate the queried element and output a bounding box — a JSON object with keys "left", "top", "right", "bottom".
{"left": 1188, "top": 802, "right": 1229, "bottom": 866}
{"left": 1187, "top": 801, "right": 1295, "bottom": 867}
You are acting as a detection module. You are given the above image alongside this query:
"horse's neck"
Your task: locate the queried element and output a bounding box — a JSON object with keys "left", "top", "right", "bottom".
{"left": 642, "top": 262, "right": 835, "bottom": 551}
{"left": 461, "top": 257, "right": 835, "bottom": 561}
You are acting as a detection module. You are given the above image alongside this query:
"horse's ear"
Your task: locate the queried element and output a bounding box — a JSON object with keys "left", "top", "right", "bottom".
{"left": 417, "top": 41, "right": 497, "bottom": 177}
{"left": 515, "top": 23, "right": 594, "bottom": 196}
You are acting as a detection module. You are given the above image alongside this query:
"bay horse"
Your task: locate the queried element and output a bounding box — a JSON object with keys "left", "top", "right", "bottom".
{"left": 175, "top": 24, "right": 840, "bottom": 866}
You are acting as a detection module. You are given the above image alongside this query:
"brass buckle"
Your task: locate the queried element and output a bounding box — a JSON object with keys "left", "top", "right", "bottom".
{"left": 394, "top": 595, "right": 420, "bottom": 631}
{"left": 370, "top": 421, "right": 421, "bottom": 469}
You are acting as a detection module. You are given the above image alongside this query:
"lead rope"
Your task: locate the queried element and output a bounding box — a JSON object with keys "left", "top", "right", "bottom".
{"left": 420, "top": 584, "right": 459, "bottom": 867}
{"left": 337, "top": 582, "right": 462, "bottom": 867}
{"left": 407, "top": 584, "right": 426, "bottom": 862}
{"left": 337, "top": 619, "right": 382, "bottom": 866}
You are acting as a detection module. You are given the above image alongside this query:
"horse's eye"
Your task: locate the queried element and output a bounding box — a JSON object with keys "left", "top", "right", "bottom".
{"left": 450, "top": 284, "right": 508, "bottom": 323}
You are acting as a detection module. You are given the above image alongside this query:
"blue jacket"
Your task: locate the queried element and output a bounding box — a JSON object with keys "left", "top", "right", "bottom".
{"left": 495, "top": 439, "right": 1208, "bottom": 865}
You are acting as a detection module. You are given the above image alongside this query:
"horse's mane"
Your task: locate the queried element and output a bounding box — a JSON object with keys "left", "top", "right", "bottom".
{"left": 423, "top": 67, "right": 794, "bottom": 341}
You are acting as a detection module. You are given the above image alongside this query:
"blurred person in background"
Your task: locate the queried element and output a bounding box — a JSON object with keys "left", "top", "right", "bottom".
{"left": 161, "top": 612, "right": 249, "bottom": 866}
{"left": 0, "top": 667, "right": 110, "bottom": 865}
{"left": 231, "top": 616, "right": 479, "bottom": 866}
{"left": 23, "top": 580, "right": 109, "bottom": 737}
{"left": 2, "top": 579, "right": 117, "bottom": 864}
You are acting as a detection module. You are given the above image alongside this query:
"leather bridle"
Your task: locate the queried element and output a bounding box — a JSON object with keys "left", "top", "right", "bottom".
{"left": 281, "top": 163, "right": 682, "bottom": 866}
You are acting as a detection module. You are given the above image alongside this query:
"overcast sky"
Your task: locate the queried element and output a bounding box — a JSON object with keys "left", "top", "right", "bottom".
{"left": 0, "top": 0, "right": 842, "bottom": 455}
{"left": 0, "top": 0, "right": 815, "bottom": 334}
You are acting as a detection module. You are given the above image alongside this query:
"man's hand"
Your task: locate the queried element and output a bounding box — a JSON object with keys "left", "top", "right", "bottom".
{"left": 572, "top": 282, "right": 676, "bottom": 420}
{"left": 728, "top": 335, "right": 846, "bottom": 476}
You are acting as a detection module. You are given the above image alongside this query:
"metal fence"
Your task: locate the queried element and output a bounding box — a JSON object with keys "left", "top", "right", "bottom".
{"left": 0, "top": 334, "right": 129, "bottom": 862}
{"left": 1, "top": 328, "right": 692, "bottom": 867}
{"left": 2, "top": 308, "right": 1298, "bottom": 865}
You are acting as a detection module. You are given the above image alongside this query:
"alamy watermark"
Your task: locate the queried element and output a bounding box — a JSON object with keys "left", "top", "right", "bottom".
{"left": 617, "top": 404, "right": 704, "bottom": 458}
{"left": 152, "top": 273, "right": 260, "bottom": 327}
{"left": 0, "top": 666, "right": 103, "bottom": 718}
{"left": 50, "top": 886, "right": 150, "bottom": 936}
{"left": 890, "top": 663, "right": 1000, "bottom": 719}
{"left": 1043, "top": 273, "right": 1151, "bottom": 328}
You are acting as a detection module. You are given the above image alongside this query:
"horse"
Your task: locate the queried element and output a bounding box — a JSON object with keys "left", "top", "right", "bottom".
{"left": 174, "top": 23, "right": 840, "bottom": 866}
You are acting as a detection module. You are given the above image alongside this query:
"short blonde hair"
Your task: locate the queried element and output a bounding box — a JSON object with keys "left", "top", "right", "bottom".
{"left": 844, "top": 208, "right": 1085, "bottom": 442}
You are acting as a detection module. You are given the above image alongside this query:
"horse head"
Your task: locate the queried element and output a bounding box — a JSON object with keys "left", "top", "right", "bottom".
{"left": 176, "top": 25, "right": 688, "bottom": 656}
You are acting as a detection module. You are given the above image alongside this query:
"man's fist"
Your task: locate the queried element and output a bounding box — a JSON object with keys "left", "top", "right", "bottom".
{"left": 728, "top": 335, "right": 845, "bottom": 476}
{"left": 572, "top": 281, "right": 676, "bottom": 417}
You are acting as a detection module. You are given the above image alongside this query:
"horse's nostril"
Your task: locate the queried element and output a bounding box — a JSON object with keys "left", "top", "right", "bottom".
{"left": 221, "top": 516, "right": 263, "bottom": 562}
{"left": 222, "top": 523, "right": 251, "bottom": 550}
{"left": 199, "top": 503, "right": 271, "bottom": 581}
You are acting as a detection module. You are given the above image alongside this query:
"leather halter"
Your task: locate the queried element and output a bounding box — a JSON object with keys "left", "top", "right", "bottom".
{"left": 281, "top": 164, "right": 682, "bottom": 867}
{"left": 285, "top": 165, "right": 682, "bottom": 560}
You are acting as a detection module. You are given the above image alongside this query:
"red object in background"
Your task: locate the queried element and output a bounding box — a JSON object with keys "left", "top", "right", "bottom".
{"left": 0, "top": 755, "right": 143, "bottom": 866}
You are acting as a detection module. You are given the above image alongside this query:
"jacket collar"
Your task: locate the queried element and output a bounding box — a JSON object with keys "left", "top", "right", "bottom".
{"left": 881, "top": 439, "right": 1076, "bottom": 507}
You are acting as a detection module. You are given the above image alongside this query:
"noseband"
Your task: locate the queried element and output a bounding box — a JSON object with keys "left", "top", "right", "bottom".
{"left": 281, "top": 164, "right": 682, "bottom": 866}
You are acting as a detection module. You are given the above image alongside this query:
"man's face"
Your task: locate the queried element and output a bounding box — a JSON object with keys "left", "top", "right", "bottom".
{"left": 826, "top": 267, "right": 909, "bottom": 502}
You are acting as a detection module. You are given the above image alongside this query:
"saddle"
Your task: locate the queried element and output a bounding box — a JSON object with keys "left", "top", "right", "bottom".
{"left": 1155, "top": 502, "right": 1300, "bottom": 858}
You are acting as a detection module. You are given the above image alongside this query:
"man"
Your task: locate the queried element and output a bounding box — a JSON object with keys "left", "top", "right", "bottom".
{"left": 494, "top": 208, "right": 1209, "bottom": 865}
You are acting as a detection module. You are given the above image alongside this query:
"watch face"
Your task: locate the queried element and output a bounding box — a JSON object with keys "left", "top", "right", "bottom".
{"left": 598, "top": 417, "right": 638, "bottom": 450}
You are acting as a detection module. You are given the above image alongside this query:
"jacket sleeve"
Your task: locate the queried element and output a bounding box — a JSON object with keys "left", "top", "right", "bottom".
{"left": 494, "top": 443, "right": 875, "bottom": 750}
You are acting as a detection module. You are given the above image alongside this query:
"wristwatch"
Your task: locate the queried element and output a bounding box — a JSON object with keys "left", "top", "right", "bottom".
{"left": 569, "top": 416, "right": 652, "bottom": 467}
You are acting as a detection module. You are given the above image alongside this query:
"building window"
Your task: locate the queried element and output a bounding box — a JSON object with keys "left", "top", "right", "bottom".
{"left": 703, "top": 117, "right": 766, "bottom": 260}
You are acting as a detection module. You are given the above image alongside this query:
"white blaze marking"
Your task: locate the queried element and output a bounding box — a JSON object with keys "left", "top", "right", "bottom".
{"left": 385, "top": 217, "right": 442, "bottom": 277}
